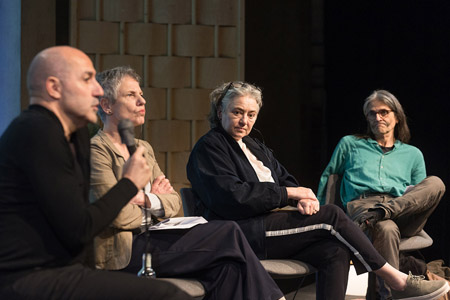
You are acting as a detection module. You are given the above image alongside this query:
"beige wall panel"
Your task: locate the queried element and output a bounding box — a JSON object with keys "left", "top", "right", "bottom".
{"left": 126, "top": 23, "right": 167, "bottom": 55}
{"left": 78, "top": 21, "right": 119, "bottom": 54}
{"left": 173, "top": 25, "right": 214, "bottom": 57}
{"left": 218, "top": 26, "right": 238, "bottom": 57}
{"left": 171, "top": 183, "right": 186, "bottom": 215}
{"left": 169, "top": 151, "right": 190, "bottom": 183}
{"left": 194, "top": 120, "right": 210, "bottom": 143}
{"left": 174, "top": 183, "right": 190, "bottom": 195}
{"left": 197, "top": 0, "right": 238, "bottom": 26}
{"left": 100, "top": 54, "right": 144, "bottom": 75}
{"left": 147, "top": 120, "right": 190, "bottom": 151}
{"left": 143, "top": 87, "right": 167, "bottom": 120}
{"left": 173, "top": 183, "right": 190, "bottom": 205}
{"left": 173, "top": 182, "right": 190, "bottom": 192}
{"left": 21, "top": 0, "right": 55, "bottom": 108}
{"left": 149, "top": 0, "right": 191, "bottom": 24}
{"left": 142, "top": 88, "right": 167, "bottom": 120}
{"left": 78, "top": 0, "right": 96, "bottom": 19}
{"left": 102, "top": 0, "right": 144, "bottom": 22}
{"left": 72, "top": 0, "right": 244, "bottom": 184}
{"left": 148, "top": 56, "right": 191, "bottom": 88}
{"left": 196, "top": 58, "right": 238, "bottom": 89}
{"left": 154, "top": 151, "right": 166, "bottom": 173}
{"left": 172, "top": 89, "right": 211, "bottom": 120}
{"left": 87, "top": 53, "right": 96, "bottom": 64}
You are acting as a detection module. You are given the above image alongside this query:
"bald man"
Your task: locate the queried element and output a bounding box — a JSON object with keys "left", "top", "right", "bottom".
{"left": 0, "top": 46, "right": 191, "bottom": 299}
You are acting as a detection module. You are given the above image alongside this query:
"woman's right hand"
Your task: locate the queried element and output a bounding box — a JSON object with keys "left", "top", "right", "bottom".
{"left": 286, "top": 187, "right": 320, "bottom": 215}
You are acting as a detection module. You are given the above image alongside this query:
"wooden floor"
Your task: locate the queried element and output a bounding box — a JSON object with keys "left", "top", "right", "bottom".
{"left": 276, "top": 270, "right": 367, "bottom": 300}
{"left": 285, "top": 282, "right": 365, "bottom": 300}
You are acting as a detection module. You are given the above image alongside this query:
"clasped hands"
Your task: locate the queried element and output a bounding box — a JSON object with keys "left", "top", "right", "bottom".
{"left": 286, "top": 187, "right": 320, "bottom": 215}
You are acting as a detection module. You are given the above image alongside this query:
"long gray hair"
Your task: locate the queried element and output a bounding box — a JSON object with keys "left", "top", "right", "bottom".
{"left": 361, "top": 89, "right": 410, "bottom": 143}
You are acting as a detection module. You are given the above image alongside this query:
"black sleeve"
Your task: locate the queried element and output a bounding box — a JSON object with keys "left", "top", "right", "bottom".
{"left": 187, "top": 137, "right": 290, "bottom": 220}
{"left": 21, "top": 121, "right": 137, "bottom": 251}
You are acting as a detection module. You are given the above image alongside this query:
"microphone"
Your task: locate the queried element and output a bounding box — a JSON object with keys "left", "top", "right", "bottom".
{"left": 118, "top": 119, "right": 136, "bottom": 156}
{"left": 118, "top": 119, "right": 156, "bottom": 278}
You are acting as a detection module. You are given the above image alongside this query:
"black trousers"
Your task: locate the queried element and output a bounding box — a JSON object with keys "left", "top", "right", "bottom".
{"left": 125, "top": 220, "right": 283, "bottom": 300}
{"left": 0, "top": 263, "right": 191, "bottom": 300}
{"left": 264, "top": 204, "right": 387, "bottom": 300}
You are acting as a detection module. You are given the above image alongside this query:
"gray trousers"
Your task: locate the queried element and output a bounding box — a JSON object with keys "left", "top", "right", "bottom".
{"left": 346, "top": 176, "right": 445, "bottom": 299}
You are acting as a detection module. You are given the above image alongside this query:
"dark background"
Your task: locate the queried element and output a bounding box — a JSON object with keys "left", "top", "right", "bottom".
{"left": 246, "top": 0, "right": 450, "bottom": 264}
{"left": 50, "top": 0, "right": 449, "bottom": 265}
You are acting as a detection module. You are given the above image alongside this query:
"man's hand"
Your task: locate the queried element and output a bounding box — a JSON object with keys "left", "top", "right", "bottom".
{"left": 122, "top": 146, "right": 151, "bottom": 190}
{"left": 129, "top": 190, "right": 151, "bottom": 208}
{"left": 151, "top": 175, "right": 174, "bottom": 195}
{"left": 356, "top": 208, "right": 385, "bottom": 231}
{"left": 286, "top": 187, "right": 320, "bottom": 215}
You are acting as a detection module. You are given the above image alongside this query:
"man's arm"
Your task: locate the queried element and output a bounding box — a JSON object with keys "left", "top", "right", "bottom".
{"left": 410, "top": 148, "right": 426, "bottom": 185}
{"left": 90, "top": 140, "right": 143, "bottom": 230}
{"left": 22, "top": 125, "right": 147, "bottom": 252}
{"left": 316, "top": 136, "right": 350, "bottom": 204}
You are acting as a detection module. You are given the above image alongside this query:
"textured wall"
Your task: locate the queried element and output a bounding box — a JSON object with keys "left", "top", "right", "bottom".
{"left": 70, "top": 0, "right": 245, "bottom": 193}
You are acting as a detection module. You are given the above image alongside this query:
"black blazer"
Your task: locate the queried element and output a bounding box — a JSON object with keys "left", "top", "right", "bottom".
{"left": 187, "top": 126, "right": 299, "bottom": 258}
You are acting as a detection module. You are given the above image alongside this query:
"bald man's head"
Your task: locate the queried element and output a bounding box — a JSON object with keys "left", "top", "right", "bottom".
{"left": 27, "top": 46, "right": 88, "bottom": 99}
{"left": 25, "top": 46, "right": 103, "bottom": 136}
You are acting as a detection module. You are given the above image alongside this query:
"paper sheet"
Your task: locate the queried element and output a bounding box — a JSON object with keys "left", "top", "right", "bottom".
{"left": 149, "top": 216, "right": 208, "bottom": 231}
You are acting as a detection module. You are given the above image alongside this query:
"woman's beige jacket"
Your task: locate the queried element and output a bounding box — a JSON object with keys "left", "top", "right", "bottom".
{"left": 89, "top": 130, "right": 181, "bottom": 270}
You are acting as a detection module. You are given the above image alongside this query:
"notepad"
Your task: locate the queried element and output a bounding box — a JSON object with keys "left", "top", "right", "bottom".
{"left": 149, "top": 216, "right": 208, "bottom": 230}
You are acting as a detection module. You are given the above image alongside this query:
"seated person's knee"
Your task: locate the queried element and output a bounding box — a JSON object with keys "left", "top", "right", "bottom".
{"left": 373, "top": 219, "right": 400, "bottom": 239}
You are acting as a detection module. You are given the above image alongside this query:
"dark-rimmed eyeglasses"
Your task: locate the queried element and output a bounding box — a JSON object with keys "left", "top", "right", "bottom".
{"left": 216, "top": 81, "right": 247, "bottom": 108}
{"left": 367, "top": 109, "right": 393, "bottom": 119}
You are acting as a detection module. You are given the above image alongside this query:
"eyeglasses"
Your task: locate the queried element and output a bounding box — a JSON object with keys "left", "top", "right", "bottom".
{"left": 366, "top": 109, "right": 393, "bottom": 118}
{"left": 216, "top": 81, "right": 248, "bottom": 108}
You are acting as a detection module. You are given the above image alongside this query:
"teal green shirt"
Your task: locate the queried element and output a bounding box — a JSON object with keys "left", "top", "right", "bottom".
{"left": 317, "top": 135, "right": 426, "bottom": 208}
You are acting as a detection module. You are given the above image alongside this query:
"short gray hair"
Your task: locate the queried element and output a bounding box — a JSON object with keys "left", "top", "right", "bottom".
{"left": 95, "top": 66, "right": 141, "bottom": 122}
{"left": 208, "top": 81, "right": 263, "bottom": 128}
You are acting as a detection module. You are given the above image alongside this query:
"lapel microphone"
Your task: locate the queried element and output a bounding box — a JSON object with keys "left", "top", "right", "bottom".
{"left": 118, "top": 119, "right": 156, "bottom": 278}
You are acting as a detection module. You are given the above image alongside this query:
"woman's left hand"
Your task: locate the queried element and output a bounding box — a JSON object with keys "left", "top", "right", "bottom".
{"left": 297, "top": 199, "right": 320, "bottom": 215}
{"left": 151, "top": 175, "right": 174, "bottom": 195}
